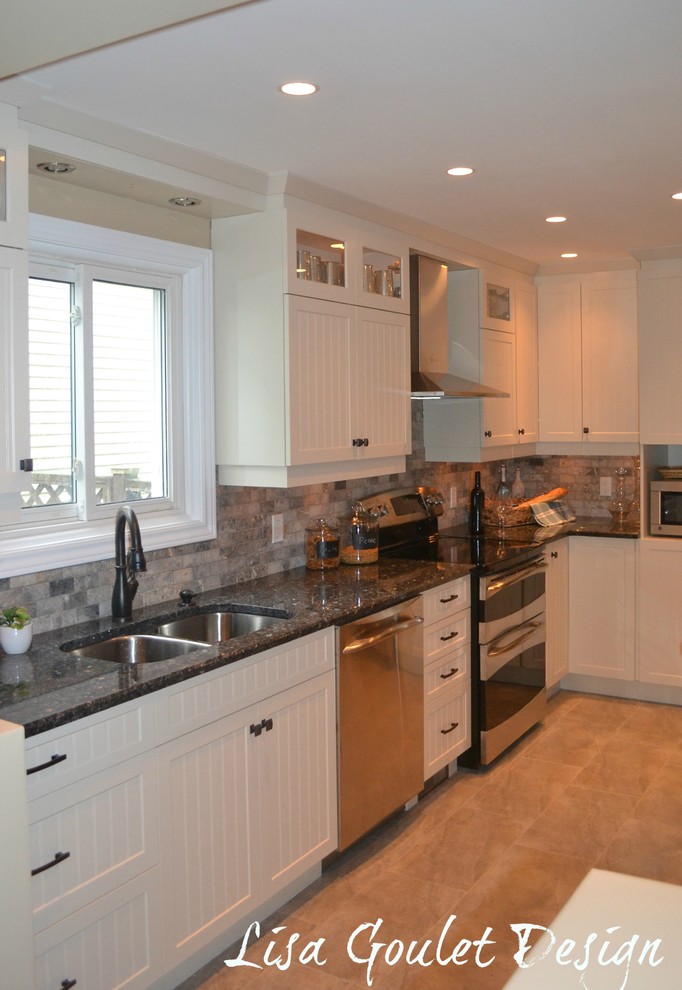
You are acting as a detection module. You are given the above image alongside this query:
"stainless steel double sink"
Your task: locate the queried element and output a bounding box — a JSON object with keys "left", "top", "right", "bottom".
{"left": 62, "top": 608, "right": 288, "bottom": 665}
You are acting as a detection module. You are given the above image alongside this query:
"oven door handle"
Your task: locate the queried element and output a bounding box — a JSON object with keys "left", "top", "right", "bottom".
{"left": 486, "top": 558, "right": 547, "bottom": 594}
{"left": 487, "top": 618, "right": 544, "bottom": 658}
{"left": 342, "top": 615, "right": 424, "bottom": 654}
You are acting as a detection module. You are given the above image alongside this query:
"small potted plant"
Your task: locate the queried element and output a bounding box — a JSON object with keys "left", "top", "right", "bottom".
{"left": 0, "top": 606, "right": 33, "bottom": 654}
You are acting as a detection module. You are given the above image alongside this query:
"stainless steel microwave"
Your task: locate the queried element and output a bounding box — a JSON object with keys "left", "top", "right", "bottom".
{"left": 650, "top": 480, "right": 682, "bottom": 535}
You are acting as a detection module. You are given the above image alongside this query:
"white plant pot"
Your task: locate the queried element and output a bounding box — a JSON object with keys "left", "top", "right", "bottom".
{"left": 0, "top": 623, "right": 33, "bottom": 655}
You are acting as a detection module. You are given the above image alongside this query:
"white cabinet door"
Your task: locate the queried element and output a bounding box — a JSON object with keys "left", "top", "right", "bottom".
{"left": 352, "top": 307, "right": 411, "bottom": 458}
{"left": 537, "top": 279, "right": 583, "bottom": 442}
{"left": 546, "top": 537, "right": 569, "bottom": 688}
{"left": 287, "top": 296, "right": 353, "bottom": 465}
{"left": 568, "top": 537, "right": 636, "bottom": 680}
{"left": 481, "top": 327, "right": 517, "bottom": 446}
{"left": 157, "top": 705, "right": 256, "bottom": 965}
{"left": 537, "top": 272, "right": 638, "bottom": 444}
{"left": 514, "top": 279, "right": 539, "bottom": 444}
{"left": 0, "top": 245, "right": 29, "bottom": 516}
{"left": 638, "top": 540, "right": 682, "bottom": 687}
{"left": 639, "top": 260, "right": 682, "bottom": 443}
{"left": 257, "top": 671, "right": 337, "bottom": 899}
{"left": 581, "top": 272, "right": 638, "bottom": 442}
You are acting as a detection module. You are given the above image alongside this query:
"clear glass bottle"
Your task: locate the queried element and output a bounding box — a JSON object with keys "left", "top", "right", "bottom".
{"left": 511, "top": 467, "right": 525, "bottom": 499}
{"left": 497, "top": 464, "right": 511, "bottom": 499}
{"left": 608, "top": 468, "right": 632, "bottom": 523}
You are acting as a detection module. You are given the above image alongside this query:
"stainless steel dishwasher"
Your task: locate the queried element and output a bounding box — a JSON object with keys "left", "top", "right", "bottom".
{"left": 337, "top": 596, "right": 424, "bottom": 850}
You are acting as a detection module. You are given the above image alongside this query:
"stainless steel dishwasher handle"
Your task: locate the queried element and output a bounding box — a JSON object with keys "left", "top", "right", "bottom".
{"left": 342, "top": 615, "right": 424, "bottom": 654}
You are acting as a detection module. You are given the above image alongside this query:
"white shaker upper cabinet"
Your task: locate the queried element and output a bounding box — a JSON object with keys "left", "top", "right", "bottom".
{"left": 537, "top": 271, "right": 638, "bottom": 445}
{"left": 213, "top": 206, "right": 411, "bottom": 487}
{"left": 639, "top": 259, "right": 682, "bottom": 443}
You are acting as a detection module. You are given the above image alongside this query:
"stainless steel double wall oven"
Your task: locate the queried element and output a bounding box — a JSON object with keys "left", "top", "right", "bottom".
{"left": 359, "top": 486, "right": 547, "bottom": 769}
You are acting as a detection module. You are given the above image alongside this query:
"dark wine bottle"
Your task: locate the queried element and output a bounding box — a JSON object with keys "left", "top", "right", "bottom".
{"left": 469, "top": 471, "right": 485, "bottom": 535}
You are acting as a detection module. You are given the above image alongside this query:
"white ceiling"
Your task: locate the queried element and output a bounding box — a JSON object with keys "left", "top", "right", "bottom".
{"left": 5, "top": 0, "right": 682, "bottom": 268}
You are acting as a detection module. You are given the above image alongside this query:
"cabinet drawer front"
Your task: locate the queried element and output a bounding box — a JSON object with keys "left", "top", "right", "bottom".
{"left": 34, "top": 868, "right": 163, "bottom": 990}
{"left": 424, "top": 611, "right": 470, "bottom": 664}
{"left": 422, "top": 579, "right": 470, "bottom": 622}
{"left": 155, "top": 628, "right": 335, "bottom": 742}
{"left": 424, "top": 646, "right": 469, "bottom": 702}
{"left": 29, "top": 751, "right": 158, "bottom": 932}
{"left": 25, "top": 696, "right": 156, "bottom": 800}
{"left": 424, "top": 689, "right": 471, "bottom": 778}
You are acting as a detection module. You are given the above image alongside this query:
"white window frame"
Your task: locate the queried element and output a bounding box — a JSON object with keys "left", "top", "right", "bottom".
{"left": 0, "top": 215, "right": 215, "bottom": 577}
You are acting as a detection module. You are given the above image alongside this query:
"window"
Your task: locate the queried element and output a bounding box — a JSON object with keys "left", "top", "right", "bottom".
{"left": 0, "top": 216, "right": 215, "bottom": 577}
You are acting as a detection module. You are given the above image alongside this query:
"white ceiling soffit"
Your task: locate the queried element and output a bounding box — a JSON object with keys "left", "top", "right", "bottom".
{"left": 0, "top": 0, "right": 254, "bottom": 80}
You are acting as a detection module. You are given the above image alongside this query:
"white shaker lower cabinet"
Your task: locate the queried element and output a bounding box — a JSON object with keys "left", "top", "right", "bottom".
{"left": 545, "top": 537, "right": 569, "bottom": 688}
{"left": 421, "top": 578, "right": 471, "bottom": 779}
{"left": 638, "top": 539, "right": 682, "bottom": 688}
{"left": 567, "top": 537, "right": 636, "bottom": 681}
{"left": 25, "top": 629, "right": 337, "bottom": 990}
{"left": 155, "top": 628, "right": 337, "bottom": 977}
{"left": 25, "top": 696, "right": 163, "bottom": 990}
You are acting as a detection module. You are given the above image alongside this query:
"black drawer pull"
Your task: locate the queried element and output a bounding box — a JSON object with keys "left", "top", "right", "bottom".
{"left": 27, "top": 753, "right": 67, "bottom": 776}
{"left": 250, "top": 722, "right": 262, "bottom": 736}
{"left": 262, "top": 717, "right": 274, "bottom": 732}
{"left": 60, "top": 980, "right": 77, "bottom": 989}
{"left": 440, "top": 631, "right": 459, "bottom": 642}
{"left": 440, "top": 667, "right": 459, "bottom": 680}
{"left": 31, "top": 850, "right": 70, "bottom": 877}
{"left": 441, "top": 722, "right": 459, "bottom": 735}
{"left": 440, "top": 594, "right": 459, "bottom": 604}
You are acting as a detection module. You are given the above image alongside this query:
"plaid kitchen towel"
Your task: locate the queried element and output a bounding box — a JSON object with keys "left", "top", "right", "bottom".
{"left": 530, "top": 500, "right": 576, "bottom": 526}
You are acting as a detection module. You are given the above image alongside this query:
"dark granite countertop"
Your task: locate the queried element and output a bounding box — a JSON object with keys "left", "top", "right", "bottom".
{"left": 0, "top": 518, "right": 639, "bottom": 738}
{"left": 0, "top": 558, "right": 470, "bottom": 737}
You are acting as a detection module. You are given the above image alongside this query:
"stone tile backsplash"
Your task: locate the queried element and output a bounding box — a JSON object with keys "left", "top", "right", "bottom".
{"left": 0, "top": 404, "right": 640, "bottom": 634}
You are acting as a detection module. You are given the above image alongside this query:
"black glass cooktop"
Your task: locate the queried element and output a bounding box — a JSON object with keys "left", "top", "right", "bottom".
{"left": 381, "top": 524, "right": 548, "bottom": 572}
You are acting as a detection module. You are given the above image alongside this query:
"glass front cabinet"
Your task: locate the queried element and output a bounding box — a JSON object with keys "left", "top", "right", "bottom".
{"left": 286, "top": 205, "right": 409, "bottom": 313}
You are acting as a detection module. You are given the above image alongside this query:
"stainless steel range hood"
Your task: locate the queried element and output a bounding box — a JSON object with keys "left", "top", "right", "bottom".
{"left": 409, "top": 254, "right": 509, "bottom": 399}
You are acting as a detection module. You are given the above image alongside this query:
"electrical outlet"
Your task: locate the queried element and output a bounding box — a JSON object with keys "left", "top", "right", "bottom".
{"left": 599, "top": 476, "right": 612, "bottom": 497}
{"left": 449, "top": 486, "right": 457, "bottom": 509}
{"left": 271, "top": 513, "right": 284, "bottom": 543}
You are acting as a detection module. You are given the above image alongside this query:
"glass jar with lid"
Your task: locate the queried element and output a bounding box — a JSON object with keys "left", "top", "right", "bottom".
{"left": 339, "top": 503, "right": 379, "bottom": 565}
{"left": 305, "top": 518, "right": 340, "bottom": 570}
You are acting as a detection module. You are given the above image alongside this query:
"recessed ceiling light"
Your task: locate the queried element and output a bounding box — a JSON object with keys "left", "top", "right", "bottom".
{"left": 279, "top": 81, "right": 319, "bottom": 96}
{"left": 672, "top": 192, "right": 682, "bottom": 200}
{"left": 36, "top": 161, "right": 76, "bottom": 174}
{"left": 169, "top": 196, "right": 202, "bottom": 207}
{"left": 561, "top": 252, "right": 578, "bottom": 259}
{"left": 446, "top": 166, "right": 475, "bottom": 176}
{"left": 330, "top": 242, "right": 345, "bottom": 250}
{"left": 546, "top": 216, "right": 567, "bottom": 223}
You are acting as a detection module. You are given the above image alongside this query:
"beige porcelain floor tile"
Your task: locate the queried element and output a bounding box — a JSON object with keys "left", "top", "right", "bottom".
{"left": 515, "top": 718, "right": 609, "bottom": 768}
{"left": 297, "top": 869, "right": 465, "bottom": 988}
{"left": 387, "top": 806, "right": 526, "bottom": 892}
{"left": 454, "top": 843, "right": 591, "bottom": 932}
{"left": 631, "top": 762, "right": 682, "bottom": 826}
{"left": 465, "top": 757, "right": 580, "bottom": 826}
{"left": 517, "top": 785, "right": 637, "bottom": 862}
{"left": 612, "top": 702, "right": 682, "bottom": 748}
{"left": 559, "top": 693, "right": 635, "bottom": 729}
{"left": 598, "top": 815, "right": 682, "bottom": 885}
{"left": 571, "top": 738, "right": 672, "bottom": 796}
